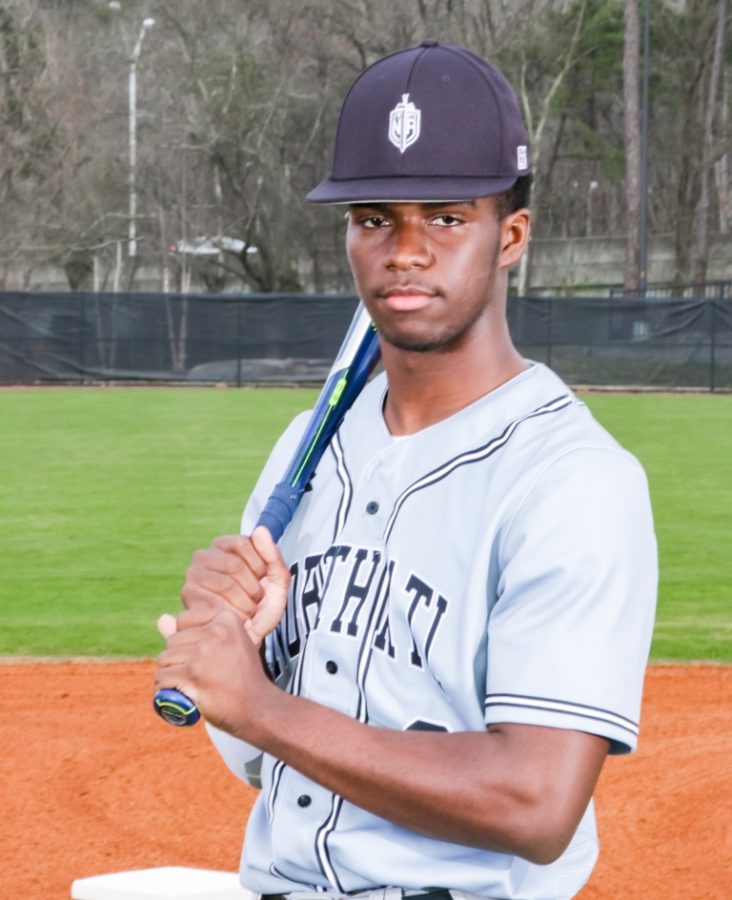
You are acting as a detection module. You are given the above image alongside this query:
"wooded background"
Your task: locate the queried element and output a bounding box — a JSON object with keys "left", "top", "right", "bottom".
{"left": 0, "top": 0, "right": 729, "bottom": 295}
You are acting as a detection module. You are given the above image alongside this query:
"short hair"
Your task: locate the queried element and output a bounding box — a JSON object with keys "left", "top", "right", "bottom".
{"left": 494, "top": 174, "right": 533, "bottom": 220}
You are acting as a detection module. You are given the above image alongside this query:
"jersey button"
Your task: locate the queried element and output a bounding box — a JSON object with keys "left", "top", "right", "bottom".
{"left": 297, "top": 794, "right": 312, "bottom": 808}
{"left": 366, "top": 501, "right": 379, "bottom": 514}
{"left": 326, "top": 660, "right": 338, "bottom": 674}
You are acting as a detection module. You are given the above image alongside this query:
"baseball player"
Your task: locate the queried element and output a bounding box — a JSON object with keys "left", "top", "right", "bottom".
{"left": 155, "top": 41, "right": 657, "bottom": 900}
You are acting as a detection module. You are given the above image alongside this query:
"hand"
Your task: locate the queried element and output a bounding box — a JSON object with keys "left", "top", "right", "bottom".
{"left": 181, "top": 526, "right": 290, "bottom": 646}
{"left": 155, "top": 606, "right": 275, "bottom": 735}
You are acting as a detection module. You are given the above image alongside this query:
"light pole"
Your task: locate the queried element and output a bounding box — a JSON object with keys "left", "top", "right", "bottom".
{"left": 128, "top": 17, "right": 155, "bottom": 259}
{"left": 638, "top": 0, "right": 650, "bottom": 292}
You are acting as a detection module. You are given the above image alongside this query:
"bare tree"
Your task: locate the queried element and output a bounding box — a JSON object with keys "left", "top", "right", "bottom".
{"left": 623, "top": 0, "right": 642, "bottom": 291}
{"left": 513, "top": 0, "right": 589, "bottom": 293}
{"left": 714, "top": 65, "right": 730, "bottom": 234}
{"left": 692, "top": 0, "right": 727, "bottom": 284}
{"left": 1, "top": 0, "right": 730, "bottom": 295}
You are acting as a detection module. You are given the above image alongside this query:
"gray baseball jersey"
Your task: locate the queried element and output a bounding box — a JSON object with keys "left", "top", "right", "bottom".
{"left": 208, "top": 362, "right": 657, "bottom": 899}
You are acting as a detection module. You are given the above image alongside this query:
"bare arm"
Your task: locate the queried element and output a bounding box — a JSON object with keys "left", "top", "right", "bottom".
{"left": 155, "top": 605, "right": 609, "bottom": 865}
{"left": 252, "top": 684, "right": 607, "bottom": 864}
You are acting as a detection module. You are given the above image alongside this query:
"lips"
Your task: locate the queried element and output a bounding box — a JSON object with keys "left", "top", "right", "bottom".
{"left": 380, "top": 286, "right": 437, "bottom": 312}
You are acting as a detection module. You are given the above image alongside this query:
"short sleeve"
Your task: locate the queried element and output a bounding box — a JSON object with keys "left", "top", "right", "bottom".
{"left": 485, "top": 446, "right": 657, "bottom": 754}
{"left": 205, "top": 722, "right": 264, "bottom": 788}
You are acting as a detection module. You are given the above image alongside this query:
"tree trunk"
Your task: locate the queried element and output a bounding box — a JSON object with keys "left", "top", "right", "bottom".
{"left": 516, "top": 0, "right": 588, "bottom": 296}
{"left": 714, "top": 67, "right": 729, "bottom": 233}
{"left": 693, "top": 0, "right": 727, "bottom": 285}
{"left": 623, "top": 0, "right": 642, "bottom": 292}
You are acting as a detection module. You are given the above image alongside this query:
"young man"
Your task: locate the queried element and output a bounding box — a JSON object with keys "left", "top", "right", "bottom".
{"left": 155, "top": 42, "right": 657, "bottom": 900}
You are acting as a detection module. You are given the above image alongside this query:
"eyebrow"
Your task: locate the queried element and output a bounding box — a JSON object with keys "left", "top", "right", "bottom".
{"left": 348, "top": 200, "right": 477, "bottom": 212}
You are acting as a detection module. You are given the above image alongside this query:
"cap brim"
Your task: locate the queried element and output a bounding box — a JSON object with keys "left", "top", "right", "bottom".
{"left": 306, "top": 174, "right": 520, "bottom": 204}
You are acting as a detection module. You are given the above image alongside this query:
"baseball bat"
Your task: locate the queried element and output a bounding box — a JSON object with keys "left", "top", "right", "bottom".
{"left": 153, "top": 302, "right": 380, "bottom": 726}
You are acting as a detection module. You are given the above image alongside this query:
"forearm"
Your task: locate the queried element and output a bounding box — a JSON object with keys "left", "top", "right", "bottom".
{"left": 155, "top": 606, "right": 607, "bottom": 864}
{"left": 242, "top": 682, "right": 606, "bottom": 864}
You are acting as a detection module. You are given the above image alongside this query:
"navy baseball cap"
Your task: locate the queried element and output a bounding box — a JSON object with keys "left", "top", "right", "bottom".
{"left": 307, "top": 40, "right": 531, "bottom": 204}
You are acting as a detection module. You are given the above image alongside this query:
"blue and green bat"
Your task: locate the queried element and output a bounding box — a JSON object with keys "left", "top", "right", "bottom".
{"left": 153, "top": 303, "right": 380, "bottom": 726}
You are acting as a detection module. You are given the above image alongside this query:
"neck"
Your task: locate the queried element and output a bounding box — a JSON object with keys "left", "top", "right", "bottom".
{"left": 381, "top": 323, "right": 528, "bottom": 435}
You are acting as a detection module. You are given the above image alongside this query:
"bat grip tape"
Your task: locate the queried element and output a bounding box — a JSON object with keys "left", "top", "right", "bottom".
{"left": 255, "top": 481, "right": 303, "bottom": 543}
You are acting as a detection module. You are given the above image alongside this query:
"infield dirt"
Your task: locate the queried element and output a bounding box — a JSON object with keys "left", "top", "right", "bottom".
{"left": 1, "top": 662, "right": 730, "bottom": 899}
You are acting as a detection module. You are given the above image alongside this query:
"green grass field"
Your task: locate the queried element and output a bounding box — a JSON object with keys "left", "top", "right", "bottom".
{"left": 1, "top": 387, "right": 730, "bottom": 662}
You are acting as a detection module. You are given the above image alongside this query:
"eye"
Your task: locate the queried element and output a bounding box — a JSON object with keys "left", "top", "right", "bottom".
{"left": 431, "top": 214, "right": 463, "bottom": 227}
{"left": 360, "top": 215, "right": 389, "bottom": 229}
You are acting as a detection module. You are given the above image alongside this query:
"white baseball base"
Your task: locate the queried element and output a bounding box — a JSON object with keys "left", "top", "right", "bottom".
{"left": 70, "top": 866, "right": 255, "bottom": 900}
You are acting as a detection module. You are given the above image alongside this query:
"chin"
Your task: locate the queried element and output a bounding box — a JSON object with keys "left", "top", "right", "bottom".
{"left": 380, "top": 325, "right": 463, "bottom": 354}
{"left": 388, "top": 337, "right": 447, "bottom": 353}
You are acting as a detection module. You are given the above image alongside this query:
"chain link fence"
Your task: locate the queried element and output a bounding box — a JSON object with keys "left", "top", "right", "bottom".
{"left": 1, "top": 288, "right": 730, "bottom": 390}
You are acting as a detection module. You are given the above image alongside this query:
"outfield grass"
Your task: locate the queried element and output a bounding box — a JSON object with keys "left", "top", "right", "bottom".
{"left": 1, "top": 387, "right": 729, "bottom": 661}
{"left": 582, "top": 393, "right": 732, "bottom": 662}
{"left": 0, "top": 387, "right": 317, "bottom": 657}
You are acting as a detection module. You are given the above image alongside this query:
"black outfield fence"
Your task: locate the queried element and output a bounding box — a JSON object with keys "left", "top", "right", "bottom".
{"left": 1, "top": 289, "right": 731, "bottom": 391}
{"left": 507, "top": 290, "right": 732, "bottom": 391}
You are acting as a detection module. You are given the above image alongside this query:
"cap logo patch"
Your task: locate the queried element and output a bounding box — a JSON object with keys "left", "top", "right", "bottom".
{"left": 388, "top": 93, "right": 421, "bottom": 153}
{"left": 517, "top": 145, "right": 528, "bottom": 171}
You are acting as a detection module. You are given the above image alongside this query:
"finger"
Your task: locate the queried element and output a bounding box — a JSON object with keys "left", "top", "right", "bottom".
{"left": 212, "top": 535, "right": 268, "bottom": 581}
{"left": 157, "top": 613, "right": 177, "bottom": 640}
{"left": 192, "top": 565, "right": 264, "bottom": 608}
{"left": 187, "top": 547, "right": 265, "bottom": 609}
{"left": 245, "top": 527, "right": 290, "bottom": 644}
{"left": 153, "top": 662, "right": 200, "bottom": 709}
{"left": 243, "top": 616, "right": 266, "bottom": 648}
{"left": 174, "top": 606, "right": 218, "bottom": 634}
{"left": 181, "top": 578, "right": 257, "bottom": 617}
{"left": 251, "top": 526, "right": 290, "bottom": 590}
{"left": 245, "top": 595, "right": 287, "bottom": 646}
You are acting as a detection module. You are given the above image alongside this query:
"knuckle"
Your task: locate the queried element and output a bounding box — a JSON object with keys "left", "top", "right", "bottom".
{"left": 187, "top": 656, "right": 202, "bottom": 682}
{"left": 181, "top": 583, "right": 210, "bottom": 610}
{"left": 210, "top": 619, "right": 233, "bottom": 646}
{"left": 251, "top": 561, "right": 267, "bottom": 581}
{"left": 220, "top": 555, "right": 239, "bottom": 575}
{"left": 191, "top": 549, "right": 209, "bottom": 566}
{"left": 213, "top": 533, "right": 241, "bottom": 550}
{"left": 217, "top": 573, "right": 237, "bottom": 596}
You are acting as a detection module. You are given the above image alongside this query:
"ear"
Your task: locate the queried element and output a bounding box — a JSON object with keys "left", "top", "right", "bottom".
{"left": 497, "top": 208, "right": 531, "bottom": 271}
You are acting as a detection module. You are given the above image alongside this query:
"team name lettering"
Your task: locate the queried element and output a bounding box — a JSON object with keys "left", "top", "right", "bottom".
{"left": 330, "top": 548, "right": 382, "bottom": 637}
{"left": 285, "top": 546, "right": 352, "bottom": 658}
{"left": 372, "top": 559, "right": 397, "bottom": 659}
{"left": 279, "top": 545, "right": 449, "bottom": 673}
{"left": 404, "top": 573, "right": 449, "bottom": 669}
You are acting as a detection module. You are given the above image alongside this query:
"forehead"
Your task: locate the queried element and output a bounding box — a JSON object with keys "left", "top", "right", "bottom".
{"left": 346, "top": 199, "right": 503, "bottom": 219}
{"left": 349, "top": 200, "right": 476, "bottom": 210}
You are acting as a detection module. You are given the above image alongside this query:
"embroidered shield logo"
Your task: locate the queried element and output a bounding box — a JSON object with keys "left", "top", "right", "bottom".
{"left": 388, "top": 94, "right": 421, "bottom": 153}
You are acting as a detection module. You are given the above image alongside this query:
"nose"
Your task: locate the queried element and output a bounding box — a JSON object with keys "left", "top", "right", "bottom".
{"left": 383, "top": 221, "right": 432, "bottom": 270}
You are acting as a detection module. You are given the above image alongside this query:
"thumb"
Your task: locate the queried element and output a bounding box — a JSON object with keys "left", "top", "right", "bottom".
{"left": 251, "top": 526, "right": 290, "bottom": 588}
{"left": 157, "top": 613, "right": 178, "bottom": 640}
{"left": 246, "top": 526, "right": 290, "bottom": 645}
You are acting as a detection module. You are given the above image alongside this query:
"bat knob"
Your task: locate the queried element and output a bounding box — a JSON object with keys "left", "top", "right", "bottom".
{"left": 153, "top": 688, "right": 201, "bottom": 727}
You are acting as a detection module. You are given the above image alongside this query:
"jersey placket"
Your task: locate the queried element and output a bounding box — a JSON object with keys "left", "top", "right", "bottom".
{"left": 268, "top": 444, "right": 400, "bottom": 892}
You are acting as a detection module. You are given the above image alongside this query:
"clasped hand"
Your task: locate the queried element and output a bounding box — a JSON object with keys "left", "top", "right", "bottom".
{"left": 154, "top": 526, "right": 290, "bottom": 732}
